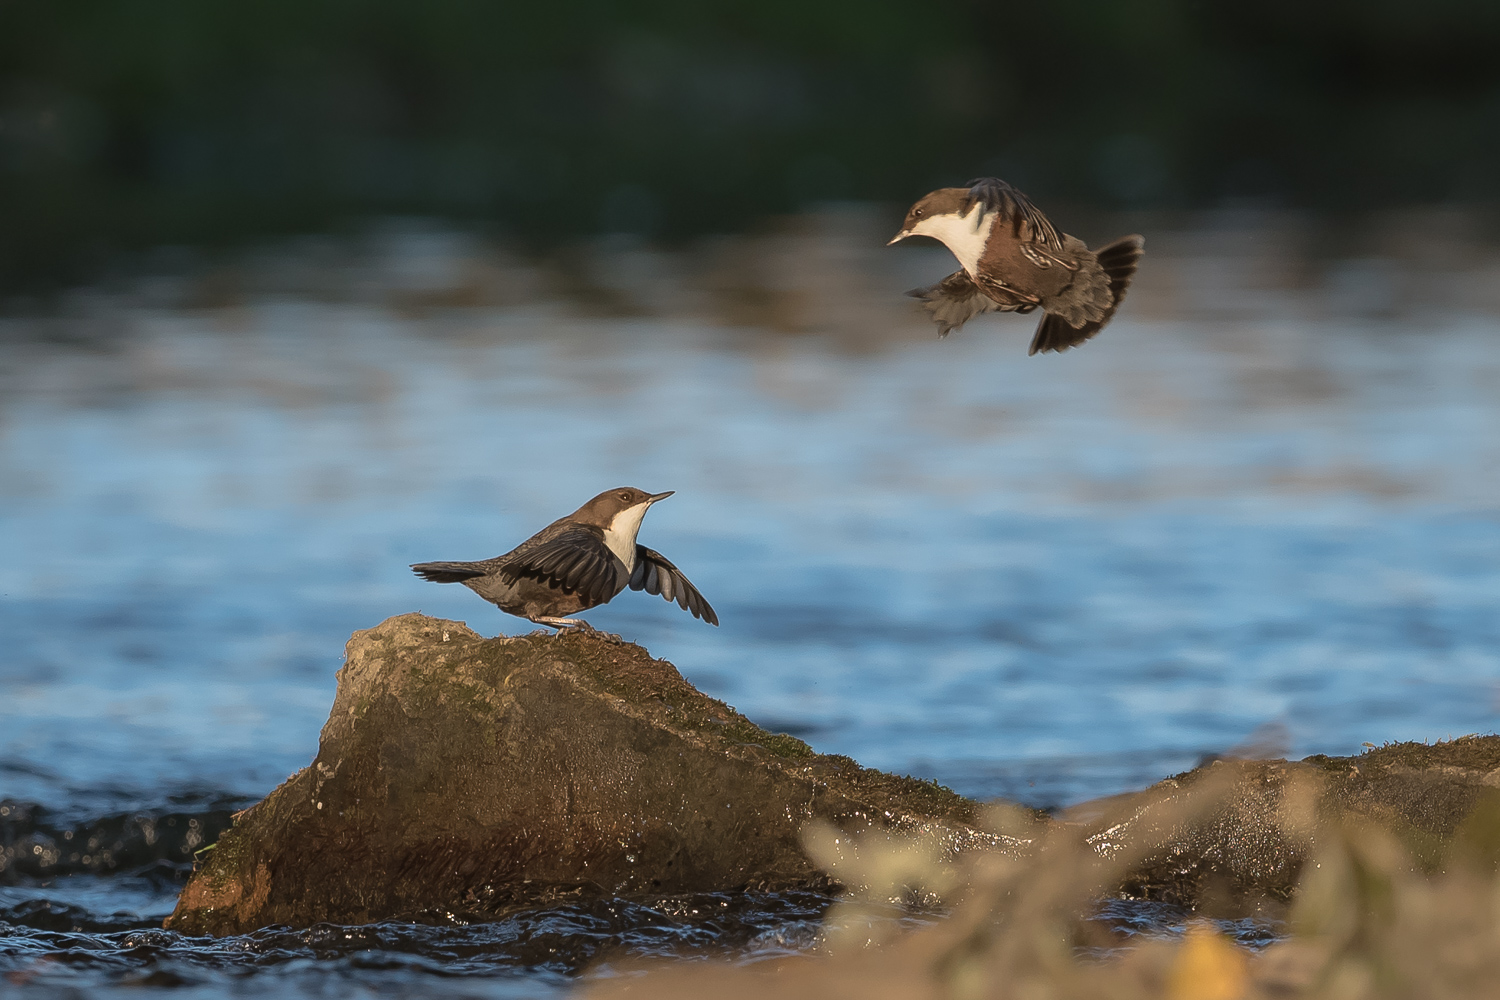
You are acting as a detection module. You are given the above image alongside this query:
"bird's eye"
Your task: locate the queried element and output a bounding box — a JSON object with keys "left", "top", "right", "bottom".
{"left": 913, "top": 208, "right": 924, "bottom": 218}
{"left": 619, "top": 492, "right": 631, "bottom": 501}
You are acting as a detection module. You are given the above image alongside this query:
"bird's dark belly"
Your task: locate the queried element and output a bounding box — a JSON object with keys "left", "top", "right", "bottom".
{"left": 466, "top": 574, "right": 599, "bottom": 619}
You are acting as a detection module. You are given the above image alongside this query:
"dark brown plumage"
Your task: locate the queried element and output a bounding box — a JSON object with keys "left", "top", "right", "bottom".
{"left": 411, "top": 487, "right": 717, "bottom": 630}
{"left": 889, "top": 177, "right": 1144, "bottom": 354}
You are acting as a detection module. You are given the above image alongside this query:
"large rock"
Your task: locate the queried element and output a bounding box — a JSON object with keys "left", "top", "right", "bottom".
{"left": 166, "top": 614, "right": 1005, "bottom": 935}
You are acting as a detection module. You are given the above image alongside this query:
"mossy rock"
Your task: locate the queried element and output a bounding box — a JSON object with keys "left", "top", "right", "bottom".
{"left": 166, "top": 614, "right": 1003, "bottom": 935}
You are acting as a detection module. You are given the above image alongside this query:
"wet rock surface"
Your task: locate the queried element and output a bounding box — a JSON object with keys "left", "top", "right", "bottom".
{"left": 166, "top": 614, "right": 1006, "bottom": 935}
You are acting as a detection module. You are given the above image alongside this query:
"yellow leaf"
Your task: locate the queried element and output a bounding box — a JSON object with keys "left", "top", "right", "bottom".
{"left": 1168, "top": 923, "right": 1249, "bottom": 1000}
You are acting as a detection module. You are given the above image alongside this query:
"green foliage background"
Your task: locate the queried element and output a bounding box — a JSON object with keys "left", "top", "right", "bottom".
{"left": 3, "top": 0, "right": 1499, "bottom": 287}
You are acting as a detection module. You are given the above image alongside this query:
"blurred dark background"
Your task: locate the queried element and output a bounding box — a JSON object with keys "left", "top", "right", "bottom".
{"left": 4, "top": 0, "right": 1500, "bottom": 291}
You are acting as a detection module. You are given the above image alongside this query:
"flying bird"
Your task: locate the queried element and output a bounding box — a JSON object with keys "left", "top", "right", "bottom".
{"left": 411, "top": 487, "right": 717, "bottom": 630}
{"left": 889, "top": 177, "right": 1144, "bottom": 354}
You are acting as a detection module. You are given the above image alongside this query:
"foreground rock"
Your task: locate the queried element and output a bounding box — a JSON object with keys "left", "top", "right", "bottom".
{"left": 166, "top": 614, "right": 1003, "bottom": 935}
{"left": 1063, "top": 736, "right": 1500, "bottom": 912}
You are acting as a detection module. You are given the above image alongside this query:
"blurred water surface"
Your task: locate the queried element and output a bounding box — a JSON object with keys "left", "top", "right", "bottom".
{"left": 2, "top": 208, "right": 1499, "bottom": 994}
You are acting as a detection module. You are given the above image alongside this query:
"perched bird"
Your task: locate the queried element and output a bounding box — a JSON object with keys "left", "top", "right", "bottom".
{"left": 411, "top": 487, "right": 718, "bottom": 630}
{"left": 888, "top": 177, "right": 1144, "bottom": 354}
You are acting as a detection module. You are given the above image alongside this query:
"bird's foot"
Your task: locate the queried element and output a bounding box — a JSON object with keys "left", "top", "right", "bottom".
{"left": 535, "top": 618, "right": 625, "bottom": 644}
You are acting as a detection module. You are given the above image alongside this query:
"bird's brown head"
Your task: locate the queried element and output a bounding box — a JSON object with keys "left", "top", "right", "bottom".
{"left": 887, "top": 187, "right": 977, "bottom": 245}
{"left": 570, "top": 487, "right": 673, "bottom": 529}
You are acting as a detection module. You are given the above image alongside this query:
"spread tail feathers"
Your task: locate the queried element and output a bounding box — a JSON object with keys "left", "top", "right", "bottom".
{"left": 411, "top": 561, "right": 487, "bottom": 583}
{"left": 1028, "top": 234, "right": 1145, "bottom": 356}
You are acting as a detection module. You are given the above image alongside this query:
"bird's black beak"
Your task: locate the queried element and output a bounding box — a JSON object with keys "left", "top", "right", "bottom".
{"left": 648, "top": 491, "right": 675, "bottom": 503}
{"left": 886, "top": 231, "right": 910, "bottom": 246}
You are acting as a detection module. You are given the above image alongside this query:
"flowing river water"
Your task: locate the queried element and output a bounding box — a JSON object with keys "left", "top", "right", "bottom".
{"left": 3, "top": 209, "right": 1499, "bottom": 995}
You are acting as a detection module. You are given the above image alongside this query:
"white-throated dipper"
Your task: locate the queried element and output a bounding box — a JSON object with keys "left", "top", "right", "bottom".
{"left": 411, "top": 487, "right": 717, "bottom": 630}
{"left": 888, "top": 177, "right": 1145, "bottom": 354}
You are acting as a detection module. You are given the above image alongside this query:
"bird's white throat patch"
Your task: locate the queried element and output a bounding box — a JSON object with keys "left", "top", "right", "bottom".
{"left": 911, "top": 202, "right": 994, "bottom": 277}
{"left": 603, "top": 501, "right": 652, "bottom": 569}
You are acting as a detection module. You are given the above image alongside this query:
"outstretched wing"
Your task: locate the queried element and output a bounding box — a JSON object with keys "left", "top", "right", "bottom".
{"left": 629, "top": 546, "right": 719, "bottom": 625}
{"left": 966, "top": 177, "right": 1063, "bottom": 251}
{"left": 907, "top": 270, "right": 1032, "bottom": 337}
{"left": 499, "top": 526, "right": 627, "bottom": 608}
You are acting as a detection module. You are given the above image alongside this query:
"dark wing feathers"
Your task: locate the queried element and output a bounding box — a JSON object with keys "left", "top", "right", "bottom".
{"left": 1096, "top": 233, "right": 1147, "bottom": 285}
{"left": 1027, "top": 234, "right": 1145, "bottom": 355}
{"left": 1027, "top": 313, "right": 1087, "bottom": 356}
{"left": 965, "top": 177, "right": 1063, "bottom": 250}
{"left": 638, "top": 559, "right": 661, "bottom": 594}
{"left": 499, "top": 526, "right": 625, "bottom": 607}
{"left": 907, "top": 271, "right": 1007, "bottom": 337}
{"left": 908, "top": 270, "right": 1042, "bottom": 338}
{"left": 630, "top": 546, "right": 718, "bottom": 626}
